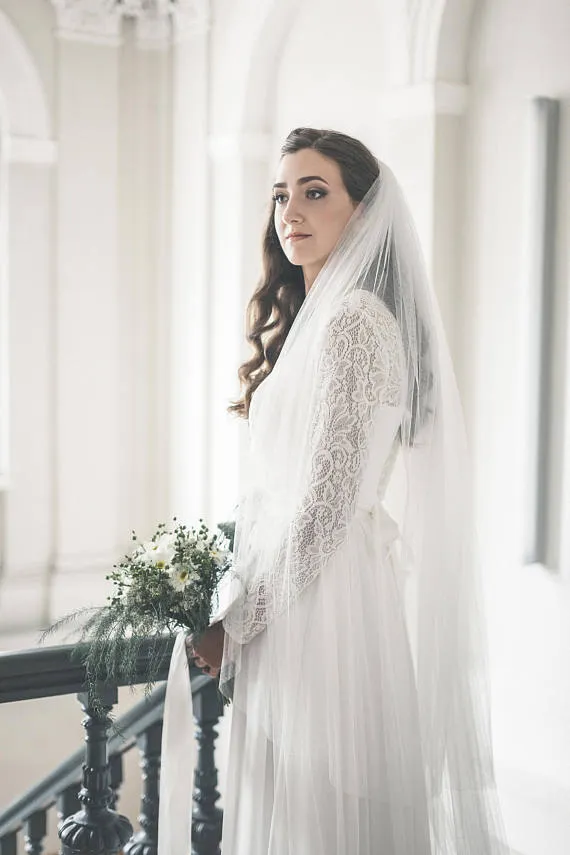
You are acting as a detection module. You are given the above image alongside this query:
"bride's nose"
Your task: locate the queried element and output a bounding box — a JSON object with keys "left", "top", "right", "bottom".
{"left": 282, "top": 199, "right": 304, "bottom": 225}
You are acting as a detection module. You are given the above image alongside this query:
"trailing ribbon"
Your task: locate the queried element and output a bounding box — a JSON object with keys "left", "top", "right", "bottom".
{"left": 157, "top": 631, "right": 196, "bottom": 855}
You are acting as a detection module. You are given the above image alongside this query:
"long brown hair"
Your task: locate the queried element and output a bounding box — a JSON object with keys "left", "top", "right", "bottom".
{"left": 228, "top": 128, "right": 380, "bottom": 418}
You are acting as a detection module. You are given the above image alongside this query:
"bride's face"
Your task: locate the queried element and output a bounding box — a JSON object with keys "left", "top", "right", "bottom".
{"left": 273, "top": 149, "right": 357, "bottom": 289}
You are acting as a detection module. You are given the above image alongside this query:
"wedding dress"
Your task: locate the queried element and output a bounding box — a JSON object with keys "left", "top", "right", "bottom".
{"left": 158, "top": 163, "right": 510, "bottom": 855}
{"left": 219, "top": 292, "right": 433, "bottom": 854}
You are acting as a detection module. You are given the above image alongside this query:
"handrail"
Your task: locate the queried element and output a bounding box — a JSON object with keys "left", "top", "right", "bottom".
{"left": 0, "top": 636, "right": 176, "bottom": 703}
{"left": 0, "top": 650, "right": 214, "bottom": 840}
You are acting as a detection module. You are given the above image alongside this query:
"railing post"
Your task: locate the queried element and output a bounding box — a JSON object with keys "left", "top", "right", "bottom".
{"left": 24, "top": 810, "right": 47, "bottom": 855}
{"left": 191, "top": 680, "right": 224, "bottom": 855}
{"left": 0, "top": 832, "right": 17, "bottom": 855}
{"left": 58, "top": 685, "right": 133, "bottom": 855}
{"left": 57, "top": 783, "right": 81, "bottom": 826}
{"left": 123, "top": 721, "right": 163, "bottom": 855}
{"left": 108, "top": 754, "right": 123, "bottom": 812}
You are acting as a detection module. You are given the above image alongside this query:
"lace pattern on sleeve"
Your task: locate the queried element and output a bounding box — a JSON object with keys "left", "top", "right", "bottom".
{"left": 223, "top": 291, "right": 405, "bottom": 644}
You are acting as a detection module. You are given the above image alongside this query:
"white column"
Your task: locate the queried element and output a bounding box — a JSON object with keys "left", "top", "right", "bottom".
{"left": 167, "top": 16, "right": 212, "bottom": 527}
{"left": 379, "top": 82, "right": 469, "bottom": 391}
{"left": 0, "top": 114, "right": 10, "bottom": 624}
{"left": 0, "top": 121, "right": 58, "bottom": 634}
{"left": 0, "top": 118, "right": 8, "bottom": 492}
{"left": 207, "top": 133, "right": 274, "bottom": 525}
{"left": 0, "top": 6, "right": 57, "bottom": 634}
{"left": 115, "top": 20, "right": 172, "bottom": 544}
{"left": 49, "top": 14, "right": 123, "bottom": 618}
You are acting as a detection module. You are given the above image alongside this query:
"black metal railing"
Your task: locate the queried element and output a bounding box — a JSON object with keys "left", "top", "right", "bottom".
{"left": 0, "top": 638, "right": 224, "bottom": 855}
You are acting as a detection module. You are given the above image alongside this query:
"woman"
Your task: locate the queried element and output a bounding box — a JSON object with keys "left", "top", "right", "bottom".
{"left": 187, "top": 129, "right": 510, "bottom": 854}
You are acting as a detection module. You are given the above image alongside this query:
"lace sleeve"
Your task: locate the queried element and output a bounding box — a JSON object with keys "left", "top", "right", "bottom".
{"left": 223, "top": 291, "right": 405, "bottom": 644}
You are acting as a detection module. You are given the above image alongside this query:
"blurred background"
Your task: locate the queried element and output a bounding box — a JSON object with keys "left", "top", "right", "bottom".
{"left": 0, "top": 0, "right": 569, "bottom": 853}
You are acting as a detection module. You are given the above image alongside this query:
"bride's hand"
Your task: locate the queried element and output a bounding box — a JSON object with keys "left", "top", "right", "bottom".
{"left": 186, "top": 621, "right": 225, "bottom": 678}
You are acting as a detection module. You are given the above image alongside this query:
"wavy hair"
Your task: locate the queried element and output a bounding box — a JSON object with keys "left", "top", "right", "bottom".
{"left": 229, "top": 127, "right": 434, "bottom": 446}
{"left": 228, "top": 128, "right": 380, "bottom": 418}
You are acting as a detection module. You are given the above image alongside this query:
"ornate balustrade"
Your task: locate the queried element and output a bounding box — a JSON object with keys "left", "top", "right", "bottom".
{"left": 0, "top": 638, "right": 224, "bottom": 855}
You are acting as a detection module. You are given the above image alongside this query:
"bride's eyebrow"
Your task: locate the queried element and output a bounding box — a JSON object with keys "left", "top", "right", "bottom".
{"left": 272, "top": 175, "right": 330, "bottom": 189}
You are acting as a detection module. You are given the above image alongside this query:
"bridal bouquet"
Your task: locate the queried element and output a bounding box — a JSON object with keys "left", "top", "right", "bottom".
{"left": 43, "top": 518, "right": 234, "bottom": 707}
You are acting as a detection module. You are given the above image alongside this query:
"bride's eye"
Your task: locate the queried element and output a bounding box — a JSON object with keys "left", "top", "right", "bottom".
{"left": 272, "top": 188, "right": 327, "bottom": 204}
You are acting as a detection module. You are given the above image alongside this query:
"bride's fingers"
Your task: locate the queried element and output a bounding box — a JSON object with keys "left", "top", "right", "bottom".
{"left": 188, "top": 651, "right": 219, "bottom": 675}
{"left": 200, "top": 664, "right": 220, "bottom": 677}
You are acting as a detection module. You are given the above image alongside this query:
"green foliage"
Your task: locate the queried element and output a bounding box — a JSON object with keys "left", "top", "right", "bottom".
{"left": 41, "top": 518, "right": 233, "bottom": 716}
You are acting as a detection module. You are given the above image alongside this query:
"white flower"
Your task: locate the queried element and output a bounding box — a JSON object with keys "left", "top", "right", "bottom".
{"left": 138, "top": 533, "right": 176, "bottom": 569}
{"left": 169, "top": 564, "right": 200, "bottom": 592}
{"left": 215, "top": 532, "right": 231, "bottom": 553}
{"left": 210, "top": 533, "right": 232, "bottom": 569}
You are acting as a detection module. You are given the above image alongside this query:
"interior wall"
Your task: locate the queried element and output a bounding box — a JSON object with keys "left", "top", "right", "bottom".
{"left": 464, "top": 1, "right": 570, "bottom": 852}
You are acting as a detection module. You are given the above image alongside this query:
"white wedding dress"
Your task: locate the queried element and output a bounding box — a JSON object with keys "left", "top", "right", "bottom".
{"left": 219, "top": 295, "right": 433, "bottom": 854}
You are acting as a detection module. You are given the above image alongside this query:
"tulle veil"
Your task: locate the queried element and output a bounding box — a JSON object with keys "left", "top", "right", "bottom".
{"left": 159, "top": 160, "right": 511, "bottom": 854}
{"left": 216, "top": 161, "right": 510, "bottom": 852}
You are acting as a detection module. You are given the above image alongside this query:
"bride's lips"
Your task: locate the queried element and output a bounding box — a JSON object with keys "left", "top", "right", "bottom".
{"left": 286, "top": 234, "right": 311, "bottom": 243}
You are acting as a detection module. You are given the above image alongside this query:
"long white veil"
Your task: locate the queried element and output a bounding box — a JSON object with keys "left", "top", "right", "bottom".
{"left": 214, "top": 161, "right": 509, "bottom": 853}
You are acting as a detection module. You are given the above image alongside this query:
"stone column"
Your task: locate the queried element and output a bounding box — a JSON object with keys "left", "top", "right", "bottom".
{"left": 49, "top": 2, "right": 124, "bottom": 618}
{"left": 115, "top": 17, "right": 172, "bottom": 542}
{"left": 0, "top": 127, "right": 57, "bottom": 633}
{"left": 379, "top": 81, "right": 469, "bottom": 388}
{"left": 166, "top": 6, "right": 212, "bottom": 526}
{"left": 206, "top": 132, "right": 274, "bottom": 522}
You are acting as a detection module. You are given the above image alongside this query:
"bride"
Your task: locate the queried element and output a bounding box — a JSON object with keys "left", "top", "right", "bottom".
{"left": 186, "top": 128, "right": 510, "bottom": 854}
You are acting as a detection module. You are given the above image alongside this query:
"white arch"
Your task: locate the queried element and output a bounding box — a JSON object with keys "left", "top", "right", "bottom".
{"left": 0, "top": 9, "right": 52, "bottom": 139}
{"left": 408, "top": 0, "right": 477, "bottom": 84}
{"left": 238, "top": 0, "right": 303, "bottom": 133}
{"left": 217, "top": 0, "right": 477, "bottom": 134}
{"left": 209, "top": 0, "right": 303, "bottom": 138}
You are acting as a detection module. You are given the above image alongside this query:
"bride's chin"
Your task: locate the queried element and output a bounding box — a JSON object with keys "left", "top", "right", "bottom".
{"left": 286, "top": 248, "right": 317, "bottom": 266}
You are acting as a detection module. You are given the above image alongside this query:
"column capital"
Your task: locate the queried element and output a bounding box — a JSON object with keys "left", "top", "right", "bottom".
{"left": 51, "top": 1, "right": 210, "bottom": 49}
{"left": 172, "top": 0, "right": 210, "bottom": 42}
{"left": 132, "top": 1, "right": 210, "bottom": 50}
{"left": 51, "top": 0, "right": 122, "bottom": 46}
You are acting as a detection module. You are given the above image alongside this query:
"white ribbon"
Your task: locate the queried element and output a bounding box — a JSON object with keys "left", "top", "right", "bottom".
{"left": 158, "top": 631, "right": 196, "bottom": 855}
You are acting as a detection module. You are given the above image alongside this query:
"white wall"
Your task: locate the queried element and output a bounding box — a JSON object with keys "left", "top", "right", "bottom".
{"left": 464, "top": 1, "right": 570, "bottom": 852}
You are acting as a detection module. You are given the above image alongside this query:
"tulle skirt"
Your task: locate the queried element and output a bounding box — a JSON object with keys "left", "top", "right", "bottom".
{"left": 220, "top": 506, "right": 432, "bottom": 855}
